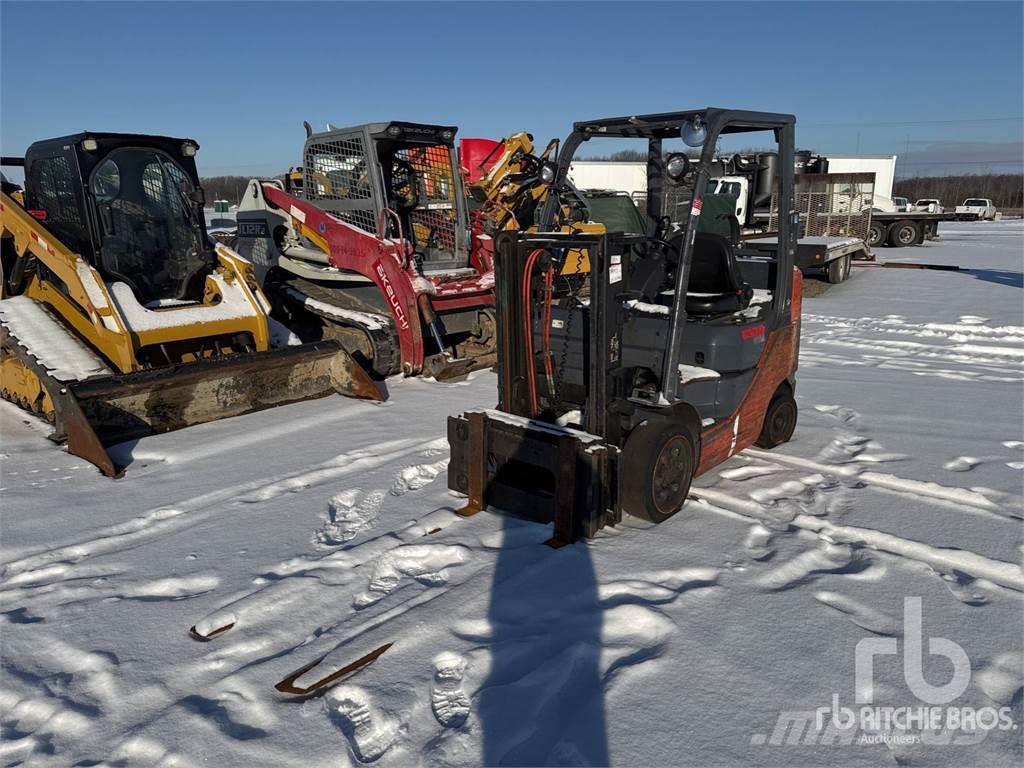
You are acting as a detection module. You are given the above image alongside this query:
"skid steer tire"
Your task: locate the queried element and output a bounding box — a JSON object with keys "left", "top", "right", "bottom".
{"left": 755, "top": 390, "right": 798, "bottom": 449}
{"left": 620, "top": 420, "right": 697, "bottom": 524}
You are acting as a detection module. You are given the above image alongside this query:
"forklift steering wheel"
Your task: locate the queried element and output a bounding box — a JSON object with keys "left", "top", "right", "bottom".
{"left": 653, "top": 215, "right": 673, "bottom": 242}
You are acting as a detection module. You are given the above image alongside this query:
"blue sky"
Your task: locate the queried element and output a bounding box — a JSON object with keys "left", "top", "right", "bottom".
{"left": 2, "top": 1, "right": 1022, "bottom": 178}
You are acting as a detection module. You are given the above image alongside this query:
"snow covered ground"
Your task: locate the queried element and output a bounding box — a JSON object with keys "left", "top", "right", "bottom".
{"left": 1, "top": 220, "right": 1022, "bottom": 767}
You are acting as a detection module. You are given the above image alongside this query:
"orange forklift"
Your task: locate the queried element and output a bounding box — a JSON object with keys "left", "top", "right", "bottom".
{"left": 448, "top": 108, "right": 802, "bottom": 544}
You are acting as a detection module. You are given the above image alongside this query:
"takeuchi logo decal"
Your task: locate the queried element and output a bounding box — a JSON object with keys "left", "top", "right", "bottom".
{"left": 376, "top": 262, "right": 409, "bottom": 330}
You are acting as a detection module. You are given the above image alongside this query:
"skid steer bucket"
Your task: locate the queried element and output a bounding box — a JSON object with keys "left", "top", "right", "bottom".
{"left": 6, "top": 338, "right": 381, "bottom": 478}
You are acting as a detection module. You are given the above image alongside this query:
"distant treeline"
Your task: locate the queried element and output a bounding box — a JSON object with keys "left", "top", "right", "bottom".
{"left": 893, "top": 175, "right": 1023, "bottom": 210}
{"left": 582, "top": 150, "right": 651, "bottom": 162}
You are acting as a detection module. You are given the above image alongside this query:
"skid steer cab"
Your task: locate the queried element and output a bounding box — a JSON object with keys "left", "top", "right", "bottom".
{"left": 235, "top": 121, "right": 496, "bottom": 380}
{"left": 448, "top": 109, "right": 802, "bottom": 545}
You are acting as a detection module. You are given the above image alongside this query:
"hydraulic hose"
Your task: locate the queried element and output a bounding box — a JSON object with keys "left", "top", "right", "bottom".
{"left": 522, "top": 248, "right": 544, "bottom": 416}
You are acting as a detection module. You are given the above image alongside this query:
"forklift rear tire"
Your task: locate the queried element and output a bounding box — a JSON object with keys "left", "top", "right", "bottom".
{"left": 620, "top": 420, "right": 697, "bottom": 524}
{"left": 755, "top": 391, "right": 798, "bottom": 448}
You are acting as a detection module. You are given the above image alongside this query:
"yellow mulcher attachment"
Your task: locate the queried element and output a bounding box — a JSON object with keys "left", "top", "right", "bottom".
{"left": 1, "top": 132, "right": 379, "bottom": 477}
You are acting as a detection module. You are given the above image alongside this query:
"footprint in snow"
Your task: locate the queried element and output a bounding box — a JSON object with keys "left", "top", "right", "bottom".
{"left": 813, "top": 404, "right": 862, "bottom": 426}
{"left": 317, "top": 489, "right": 385, "bottom": 546}
{"left": 391, "top": 459, "right": 449, "bottom": 496}
{"left": 974, "top": 652, "right": 1024, "bottom": 706}
{"left": 430, "top": 651, "right": 471, "bottom": 728}
{"left": 935, "top": 568, "right": 989, "bottom": 606}
{"left": 753, "top": 542, "right": 871, "bottom": 591}
{"left": 944, "top": 455, "right": 1023, "bottom": 472}
{"left": 328, "top": 685, "right": 398, "bottom": 763}
{"left": 746, "top": 474, "right": 845, "bottom": 529}
{"left": 743, "top": 524, "right": 775, "bottom": 561}
{"left": 943, "top": 456, "right": 982, "bottom": 472}
{"left": 816, "top": 433, "right": 871, "bottom": 465}
{"left": 814, "top": 591, "right": 899, "bottom": 635}
{"left": 353, "top": 544, "right": 469, "bottom": 609}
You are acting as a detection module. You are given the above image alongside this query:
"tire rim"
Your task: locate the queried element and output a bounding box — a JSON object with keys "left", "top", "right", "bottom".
{"left": 770, "top": 401, "right": 797, "bottom": 442}
{"left": 899, "top": 226, "right": 916, "bottom": 244}
{"left": 651, "top": 436, "right": 691, "bottom": 514}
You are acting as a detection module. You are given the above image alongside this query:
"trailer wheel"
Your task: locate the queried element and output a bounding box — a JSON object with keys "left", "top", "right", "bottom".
{"left": 620, "top": 420, "right": 697, "bottom": 524}
{"left": 755, "top": 390, "right": 798, "bottom": 449}
{"left": 866, "top": 221, "right": 888, "bottom": 247}
{"left": 827, "top": 254, "right": 851, "bottom": 284}
{"left": 888, "top": 220, "right": 921, "bottom": 247}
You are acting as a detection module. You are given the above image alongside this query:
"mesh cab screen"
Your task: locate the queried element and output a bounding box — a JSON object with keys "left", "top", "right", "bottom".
{"left": 27, "top": 154, "right": 90, "bottom": 255}
{"left": 304, "top": 135, "right": 377, "bottom": 234}
{"left": 396, "top": 145, "right": 460, "bottom": 257}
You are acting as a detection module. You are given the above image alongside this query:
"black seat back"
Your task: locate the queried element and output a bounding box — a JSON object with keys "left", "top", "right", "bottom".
{"left": 685, "top": 232, "right": 753, "bottom": 316}
{"left": 689, "top": 232, "right": 745, "bottom": 294}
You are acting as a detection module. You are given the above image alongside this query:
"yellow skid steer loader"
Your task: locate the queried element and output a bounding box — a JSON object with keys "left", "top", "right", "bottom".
{"left": 1, "top": 132, "right": 379, "bottom": 477}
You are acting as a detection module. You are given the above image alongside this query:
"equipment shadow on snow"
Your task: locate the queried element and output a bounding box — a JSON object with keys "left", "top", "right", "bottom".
{"left": 477, "top": 511, "right": 610, "bottom": 767}
{"left": 963, "top": 269, "right": 1024, "bottom": 289}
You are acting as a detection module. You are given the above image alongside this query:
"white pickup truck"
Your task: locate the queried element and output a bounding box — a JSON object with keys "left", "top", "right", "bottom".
{"left": 913, "top": 198, "right": 944, "bottom": 214}
{"left": 954, "top": 198, "right": 998, "bottom": 221}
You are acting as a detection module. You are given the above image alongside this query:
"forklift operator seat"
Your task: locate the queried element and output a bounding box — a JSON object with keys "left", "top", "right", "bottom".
{"left": 684, "top": 232, "right": 753, "bottom": 316}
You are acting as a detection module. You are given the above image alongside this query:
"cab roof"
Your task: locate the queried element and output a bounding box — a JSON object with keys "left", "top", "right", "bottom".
{"left": 572, "top": 108, "right": 796, "bottom": 139}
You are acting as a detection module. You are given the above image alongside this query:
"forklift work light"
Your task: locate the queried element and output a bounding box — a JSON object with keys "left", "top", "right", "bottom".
{"left": 665, "top": 153, "right": 690, "bottom": 183}
{"left": 681, "top": 117, "right": 707, "bottom": 147}
{"left": 81, "top": 138, "right": 99, "bottom": 152}
{"left": 540, "top": 161, "right": 557, "bottom": 184}
{"left": 181, "top": 142, "right": 198, "bottom": 157}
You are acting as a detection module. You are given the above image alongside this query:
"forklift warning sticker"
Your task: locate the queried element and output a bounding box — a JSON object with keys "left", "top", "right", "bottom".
{"left": 691, "top": 199, "right": 703, "bottom": 216}
{"left": 610, "top": 254, "right": 622, "bottom": 284}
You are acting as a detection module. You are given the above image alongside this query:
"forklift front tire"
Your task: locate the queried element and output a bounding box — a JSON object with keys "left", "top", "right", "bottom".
{"left": 756, "top": 391, "right": 798, "bottom": 449}
{"left": 620, "top": 420, "right": 697, "bottom": 524}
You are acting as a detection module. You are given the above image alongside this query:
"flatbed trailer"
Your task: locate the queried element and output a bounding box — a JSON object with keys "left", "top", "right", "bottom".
{"left": 740, "top": 235, "right": 870, "bottom": 284}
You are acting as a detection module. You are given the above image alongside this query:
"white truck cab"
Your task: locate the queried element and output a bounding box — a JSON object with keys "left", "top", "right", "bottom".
{"left": 706, "top": 176, "right": 750, "bottom": 222}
